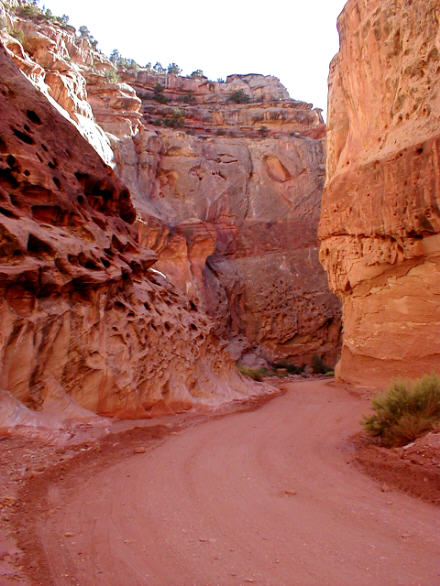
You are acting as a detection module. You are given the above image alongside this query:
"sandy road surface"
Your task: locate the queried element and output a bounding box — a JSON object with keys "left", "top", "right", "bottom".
{"left": 33, "top": 381, "right": 440, "bottom": 585}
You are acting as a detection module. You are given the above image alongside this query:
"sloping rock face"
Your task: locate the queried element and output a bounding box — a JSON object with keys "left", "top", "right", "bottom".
{"left": 0, "top": 44, "right": 257, "bottom": 422}
{"left": 113, "top": 74, "right": 341, "bottom": 366}
{"left": 1, "top": 2, "right": 341, "bottom": 368}
{"left": 320, "top": 0, "right": 440, "bottom": 385}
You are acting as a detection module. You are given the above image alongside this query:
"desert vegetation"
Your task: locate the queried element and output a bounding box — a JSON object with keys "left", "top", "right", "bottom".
{"left": 229, "top": 89, "right": 251, "bottom": 103}
{"left": 362, "top": 373, "right": 440, "bottom": 447}
{"left": 8, "top": 1, "right": 69, "bottom": 28}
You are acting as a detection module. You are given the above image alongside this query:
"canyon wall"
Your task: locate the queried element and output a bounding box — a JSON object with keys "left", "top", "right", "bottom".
{"left": 119, "top": 85, "right": 340, "bottom": 366}
{"left": 0, "top": 0, "right": 341, "bottom": 394}
{"left": 0, "top": 43, "right": 260, "bottom": 425}
{"left": 107, "top": 66, "right": 341, "bottom": 367}
{"left": 320, "top": 0, "right": 440, "bottom": 385}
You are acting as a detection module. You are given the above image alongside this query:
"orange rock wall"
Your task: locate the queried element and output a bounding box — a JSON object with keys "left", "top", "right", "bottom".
{"left": 1, "top": 4, "right": 341, "bottom": 369}
{"left": 320, "top": 0, "right": 440, "bottom": 385}
{"left": 0, "top": 44, "right": 258, "bottom": 420}
{"left": 114, "top": 74, "right": 340, "bottom": 366}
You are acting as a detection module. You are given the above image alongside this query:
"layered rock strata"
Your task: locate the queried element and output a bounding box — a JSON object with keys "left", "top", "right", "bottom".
{"left": 320, "top": 0, "right": 440, "bottom": 385}
{"left": 0, "top": 44, "right": 258, "bottom": 422}
{"left": 114, "top": 75, "right": 341, "bottom": 366}
{"left": 1, "top": 2, "right": 341, "bottom": 369}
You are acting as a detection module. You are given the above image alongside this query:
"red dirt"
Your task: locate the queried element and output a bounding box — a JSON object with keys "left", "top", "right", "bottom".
{"left": 3, "top": 380, "right": 440, "bottom": 585}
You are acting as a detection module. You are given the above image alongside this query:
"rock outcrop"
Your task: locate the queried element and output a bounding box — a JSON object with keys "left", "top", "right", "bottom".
{"left": 0, "top": 43, "right": 260, "bottom": 424}
{"left": 0, "top": 0, "right": 341, "bottom": 382}
{"left": 320, "top": 0, "right": 440, "bottom": 385}
{"left": 111, "top": 73, "right": 341, "bottom": 367}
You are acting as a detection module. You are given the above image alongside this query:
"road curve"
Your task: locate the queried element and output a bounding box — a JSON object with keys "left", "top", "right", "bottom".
{"left": 36, "top": 381, "right": 440, "bottom": 585}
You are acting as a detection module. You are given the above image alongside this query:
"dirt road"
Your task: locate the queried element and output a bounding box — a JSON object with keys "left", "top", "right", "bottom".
{"left": 31, "top": 381, "right": 440, "bottom": 585}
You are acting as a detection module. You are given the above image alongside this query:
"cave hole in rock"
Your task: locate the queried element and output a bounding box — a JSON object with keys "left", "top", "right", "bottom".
{"left": 190, "top": 323, "right": 198, "bottom": 331}
{"left": 24, "top": 170, "right": 30, "bottom": 177}
{"left": 52, "top": 176, "right": 61, "bottom": 189}
{"left": 6, "top": 154, "right": 18, "bottom": 169}
{"left": 41, "top": 144, "right": 48, "bottom": 152}
{"left": 164, "top": 322, "right": 171, "bottom": 331}
{"left": 9, "top": 194, "right": 22, "bottom": 208}
{"left": 78, "top": 252, "right": 101, "bottom": 271}
{"left": 27, "top": 233, "right": 54, "bottom": 257}
{"left": 0, "top": 137, "right": 7, "bottom": 153}
{"left": 26, "top": 110, "right": 42, "bottom": 125}
{"left": 101, "top": 257, "right": 110, "bottom": 268}
{"left": 47, "top": 158, "right": 58, "bottom": 169}
{"left": 74, "top": 172, "right": 118, "bottom": 214}
{"left": 11, "top": 128, "right": 35, "bottom": 145}
{"left": 0, "top": 206, "right": 19, "bottom": 219}
{"left": 0, "top": 169, "right": 19, "bottom": 189}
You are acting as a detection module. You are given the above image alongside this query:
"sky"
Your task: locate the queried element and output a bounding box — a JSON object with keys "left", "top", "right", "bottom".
{"left": 43, "top": 0, "right": 348, "bottom": 115}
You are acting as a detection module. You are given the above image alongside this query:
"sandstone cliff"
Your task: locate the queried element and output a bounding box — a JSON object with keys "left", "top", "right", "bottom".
{"left": 0, "top": 0, "right": 341, "bottom": 379}
{"left": 108, "top": 61, "right": 341, "bottom": 368}
{"left": 0, "top": 43, "right": 262, "bottom": 429}
{"left": 320, "top": 0, "right": 440, "bottom": 385}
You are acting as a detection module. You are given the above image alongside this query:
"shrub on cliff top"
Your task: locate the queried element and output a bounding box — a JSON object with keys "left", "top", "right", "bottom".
{"left": 362, "top": 373, "right": 440, "bottom": 447}
{"left": 190, "top": 69, "right": 205, "bottom": 78}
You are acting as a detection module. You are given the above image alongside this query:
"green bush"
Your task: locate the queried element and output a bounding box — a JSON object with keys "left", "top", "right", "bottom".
{"left": 104, "top": 69, "right": 120, "bottom": 83}
{"left": 167, "top": 62, "right": 181, "bottom": 75}
{"left": 153, "top": 83, "right": 168, "bottom": 104}
{"left": 180, "top": 91, "right": 195, "bottom": 104}
{"left": 153, "top": 92, "right": 169, "bottom": 104}
{"left": 237, "top": 365, "right": 269, "bottom": 382}
{"left": 15, "top": 4, "right": 40, "bottom": 19}
{"left": 362, "top": 373, "right": 440, "bottom": 447}
{"left": 163, "top": 109, "right": 185, "bottom": 129}
{"left": 190, "top": 69, "right": 204, "bottom": 78}
{"left": 229, "top": 89, "right": 250, "bottom": 104}
{"left": 11, "top": 28, "right": 24, "bottom": 44}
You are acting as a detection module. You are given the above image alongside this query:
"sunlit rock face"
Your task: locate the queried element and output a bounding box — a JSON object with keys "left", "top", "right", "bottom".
{"left": 111, "top": 74, "right": 341, "bottom": 367}
{"left": 1, "top": 3, "right": 341, "bottom": 368}
{"left": 0, "top": 44, "right": 260, "bottom": 426}
{"left": 320, "top": 0, "right": 440, "bottom": 385}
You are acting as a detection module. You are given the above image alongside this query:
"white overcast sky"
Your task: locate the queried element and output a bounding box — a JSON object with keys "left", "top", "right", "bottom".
{"left": 43, "top": 0, "right": 348, "bottom": 115}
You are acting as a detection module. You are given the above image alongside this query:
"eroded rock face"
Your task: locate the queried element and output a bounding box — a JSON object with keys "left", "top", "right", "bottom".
{"left": 112, "top": 75, "right": 340, "bottom": 367}
{"left": 0, "top": 44, "right": 259, "bottom": 423}
{"left": 320, "top": 0, "right": 440, "bottom": 385}
{"left": 1, "top": 3, "right": 341, "bottom": 369}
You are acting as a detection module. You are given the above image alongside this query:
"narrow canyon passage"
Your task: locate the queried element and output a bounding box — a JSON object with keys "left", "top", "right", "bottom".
{"left": 32, "top": 381, "right": 439, "bottom": 585}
